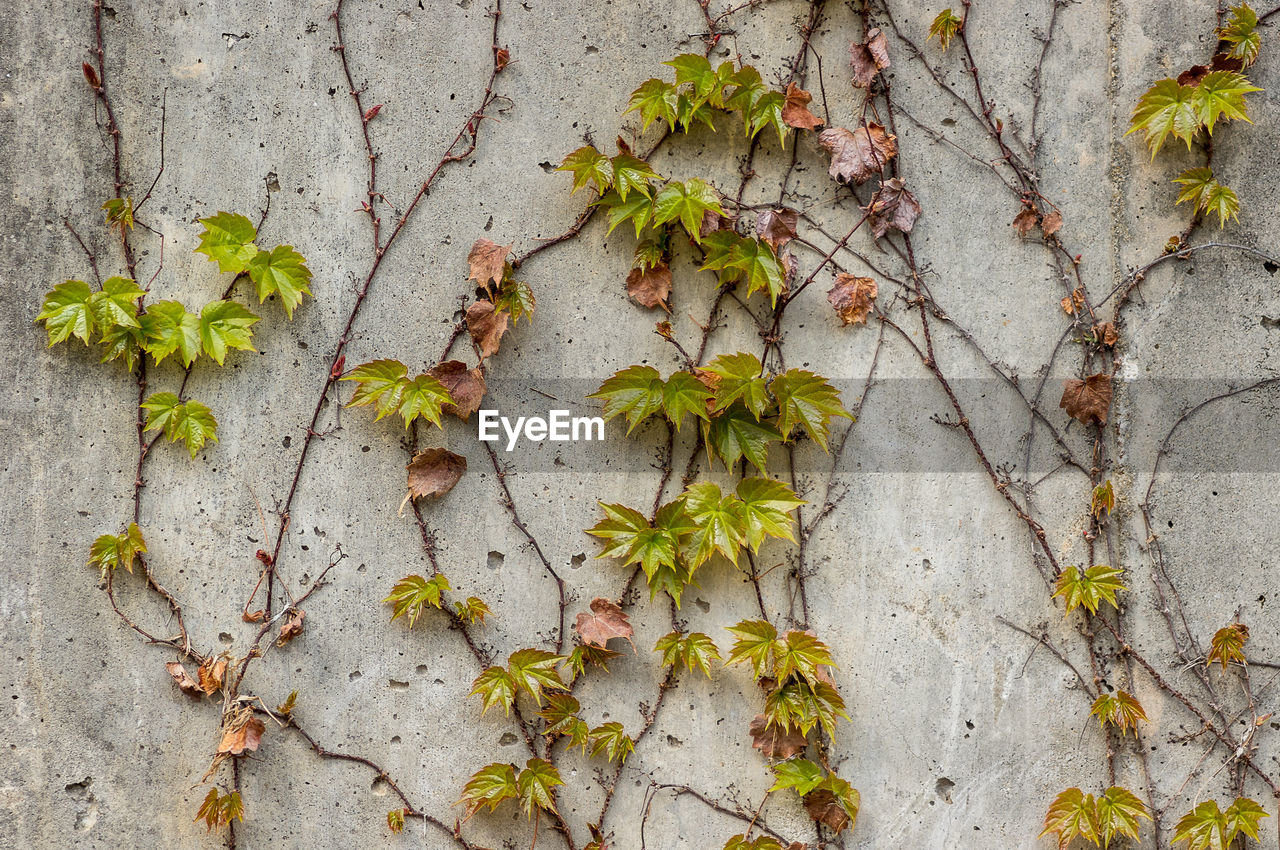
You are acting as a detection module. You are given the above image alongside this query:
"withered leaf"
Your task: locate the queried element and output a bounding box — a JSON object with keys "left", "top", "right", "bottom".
{"left": 197, "top": 658, "right": 228, "bottom": 695}
{"left": 1060, "top": 373, "right": 1112, "bottom": 425}
{"left": 626, "top": 262, "right": 673, "bottom": 310}
{"left": 1060, "top": 287, "right": 1085, "bottom": 315}
{"left": 1177, "top": 64, "right": 1211, "bottom": 86}
{"left": 217, "top": 715, "right": 265, "bottom": 757}
{"left": 466, "top": 238, "right": 512, "bottom": 292}
{"left": 819, "top": 124, "right": 897, "bottom": 185}
{"left": 827, "top": 274, "right": 878, "bottom": 326}
{"left": 699, "top": 208, "right": 734, "bottom": 238}
{"left": 428, "top": 360, "right": 487, "bottom": 420}
{"left": 466, "top": 299, "right": 509, "bottom": 360}
{"left": 242, "top": 609, "right": 265, "bottom": 623}
{"left": 1042, "top": 210, "right": 1063, "bottom": 236}
{"left": 864, "top": 178, "right": 921, "bottom": 238}
{"left": 166, "top": 661, "right": 203, "bottom": 696}
{"left": 407, "top": 448, "right": 467, "bottom": 500}
{"left": 1094, "top": 321, "right": 1119, "bottom": 347}
{"left": 755, "top": 208, "right": 799, "bottom": 252}
{"left": 849, "top": 27, "right": 891, "bottom": 88}
{"left": 781, "top": 82, "right": 823, "bottom": 130}
{"left": 276, "top": 609, "right": 305, "bottom": 647}
{"left": 748, "top": 714, "right": 807, "bottom": 759}
{"left": 573, "top": 598, "right": 634, "bottom": 649}
{"left": 495, "top": 48, "right": 510, "bottom": 71}
{"left": 805, "top": 789, "right": 851, "bottom": 832}
{"left": 1012, "top": 208, "right": 1038, "bottom": 237}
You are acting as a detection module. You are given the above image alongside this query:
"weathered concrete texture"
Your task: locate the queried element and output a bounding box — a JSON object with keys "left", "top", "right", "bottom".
{"left": 5, "top": 0, "right": 1280, "bottom": 848}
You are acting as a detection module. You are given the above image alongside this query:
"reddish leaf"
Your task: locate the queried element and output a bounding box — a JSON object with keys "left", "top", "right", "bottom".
{"left": 166, "top": 661, "right": 203, "bottom": 696}
{"left": 217, "top": 715, "right": 265, "bottom": 757}
{"left": 827, "top": 274, "right": 878, "bottom": 326}
{"left": 749, "top": 714, "right": 807, "bottom": 759}
{"left": 699, "top": 208, "right": 734, "bottom": 238}
{"left": 428, "top": 360, "right": 487, "bottom": 420}
{"left": 781, "top": 82, "right": 823, "bottom": 130}
{"left": 819, "top": 124, "right": 897, "bottom": 184}
{"left": 1060, "top": 373, "right": 1112, "bottom": 425}
{"left": 574, "top": 598, "right": 634, "bottom": 649}
{"left": 466, "top": 300, "right": 509, "bottom": 359}
{"left": 495, "top": 48, "right": 510, "bottom": 71}
{"left": 626, "top": 262, "right": 673, "bottom": 310}
{"left": 805, "top": 789, "right": 851, "bottom": 832}
{"left": 864, "top": 178, "right": 921, "bottom": 238}
{"left": 276, "top": 609, "right": 305, "bottom": 647}
{"left": 1094, "top": 322, "right": 1119, "bottom": 347}
{"left": 363, "top": 103, "right": 383, "bottom": 122}
{"left": 755, "top": 208, "right": 799, "bottom": 252}
{"left": 82, "top": 62, "right": 100, "bottom": 90}
{"left": 197, "top": 658, "right": 228, "bottom": 695}
{"left": 407, "top": 448, "right": 467, "bottom": 500}
{"left": 849, "top": 27, "right": 891, "bottom": 88}
{"left": 467, "top": 238, "right": 512, "bottom": 292}
{"left": 1012, "top": 208, "right": 1039, "bottom": 237}
{"left": 1042, "top": 210, "right": 1063, "bottom": 236}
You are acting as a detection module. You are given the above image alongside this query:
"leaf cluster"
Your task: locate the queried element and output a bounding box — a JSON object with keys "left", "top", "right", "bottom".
{"left": 1089, "top": 690, "right": 1147, "bottom": 736}
{"left": 769, "top": 757, "right": 861, "bottom": 834}
{"left": 341, "top": 359, "right": 455, "bottom": 428}
{"left": 457, "top": 758, "right": 564, "bottom": 820}
{"left": 87, "top": 522, "right": 147, "bottom": 579}
{"left": 1041, "top": 786, "right": 1151, "bottom": 849}
{"left": 1053, "top": 565, "right": 1125, "bottom": 616}
{"left": 1173, "top": 167, "right": 1240, "bottom": 228}
{"left": 1173, "top": 797, "right": 1267, "bottom": 849}
{"left": 194, "top": 788, "right": 244, "bottom": 833}
{"left": 1128, "top": 71, "right": 1261, "bottom": 156}
{"left": 624, "top": 55, "right": 791, "bottom": 144}
{"left": 469, "top": 648, "right": 567, "bottom": 715}
{"left": 727, "top": 620, "right": 848, "bottom": 738}
{"left": 141, "top": 392, "right": 218, "bottom": 458}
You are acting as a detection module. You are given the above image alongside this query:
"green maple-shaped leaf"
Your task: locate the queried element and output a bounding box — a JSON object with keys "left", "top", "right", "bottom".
{"left": 88, "top": 522, "right": 147, "bottom": 578}
{"left": 774, "top": 629, "right": 836, "bottom": 686}
{"left": 683, "top": 481, "right": 745, "bottom": 567}
{"left": 704, "top": 352, "right": 770, "bottom": 418}
{"left": 1224, "top": 797, "right": 1268, "bottom": 842}
{"left": 102, "top": 196, "right": 134, "bottom": 232}
{"left": 1041, "top": 788, "right": 1100, "bottom": 848}
{"left": 699, "top": 230, "right": 747, "bottom": 286}
{"left": 87, "top": 276, "right": 144, "bottom": 330}
{"left": 644, "top": 559, "right": 698, "bottom": 607}
{"left": 765, "top": 678, "right": 848, "bottom": 737}
{"left": 195, "top": 211, "right": 259, "bottom": 273}
{"left": 1193, "top": 70, "right": 1261, "bottom": 135}
{"left": 595, "top": 190, "right": 655, "bottom": 237}
{"left": 140, "top": 300, "right": 202, "bottom": 367}
{"left": 386, "top": 808, "right": 405, "bottom": 834}
{"left": 770, "top": 369, "right": 850, "bottom": 450}
{"left": 470, "top": 665, "right": 518, "bottom": 716}
{"left": 247, "top": 245, "right": 312, "bottom": 319}
{"left": 563, "top": 644, "right": 620, "bottom": 683}
{"left": 665, "top": 53, "right": 718, "bottom": 100}
{"left": 929, "top": 8, "right": 963, "bottom": 49}
{"left": 558, "top": 145, "right": 613, "bottom": 195}
{"left": 1090, "top": 690, "right": 1148, "bottom": 736}
{"left": 675, "top": 91, "right": 719, "bottom": 133}
{"left": 1219, "top": 4, "right": 1261, "bottom": 66}
{"left": 1097, "top": 786, "right": 1151, "bottom": 847}
{"left": 537, "top": 693, "right": 582, "bottom": 736}
{"left": 735, "top": 477, "right": 804, "bottom": 551}
{"left": 1173, "top": 800, "right": 1230, "bottom": 850}
{"left": 98, "top": 322, "right": 144, "bottom": 372}
{"left": 507, "top": 648, "right": 567, "bottom": 706}
{"left": 1209, "top": 622, "right": 1250, "bottom": 670}
{"left": 611, "top": 152, "right": 662, "bottom": 202}
{"left": 36, "top": 280, "right": 94, "bottom": 345}
{"left": 726, "top": 618, "right": 779, "bottom": 680}
{"left": 723, "top": 836, "right": 785, "bottom": 850}
{"left": 747, "top": 90, "right": 788, "bottom": 145}
{"left": 198, "top": 299, "right": 259, "bottom": 364}
{"left": 494, "top": 279, "right": 536, "bottom": 324}
{"left": 727, "top": 237, "right": 786, "bottom": 304}
{"left": 661, "top": 371, "right": 714, "bottom": 431}
{"left": 516, "top": 758, "right": 563, "bottom": 817}
{"left": 588, "top": 502, "right": 656, "bottom": 562}
{"left": 195, "top": 787, "right": 244, "bottom": 832}
{"left": 589, "top": 364, "right": 666, "bottom": 433}
{"left": 1173, "top": 167, "right": 1240, "bottom": 228}
{"left": 703, "top": 402, "right": 783, "bottom": 472}
{"left": 383, "top": 573, "right": 450, "bottom": 628}
{"left": 654, "top": 631, "right": 721, "bottom": 678}
{"left": 588, "top": 722, "right": 634, "bottom": 764}
{"left": 1053, "top": 564, "right": 1125, "bottom": 615}
{"left": 454, "top": 596, "right": 492, "bottom": 625}
{"left": 458, "top": 763, "right": 519, "bottom": 819}
{"left": 396, "top": 374, "right": 453, "bottom": 428}
{"left": 653, "top": 179, "right": 724, "bottom": 242}
{"left": 141, "top": 392, "right": 218, "bottom": 458}
{"left": 342, "top": 359, "right": 409, "bottom": 420}
{"left": 724, "top": 66, "right": 768, "bottom": 133}
{"left": 770, "top": 758, "right": 825, "bottom": 795}
{"left": 625, "top": 78, "right": 679, "bottom": 132}
{"left": 1127, "top": 79, "right": 1200, "bottom": 156}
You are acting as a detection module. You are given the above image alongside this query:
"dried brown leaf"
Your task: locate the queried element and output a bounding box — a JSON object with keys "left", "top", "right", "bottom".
{"left": 466, "top": 299, "right": 509, "bottom": 359}
{"left": 276, "top": 609, "right": 305, "bottom": 647}
{"left": 495, "top": 48, "right": 510, "bottom": 71}
{"left": 781, "top": 82, "right": 823, "bottom": 130}
{"left": 755, "top": 208, "right": 799, "bottom": 252}
{"left": 1060, "top": 373, "right": 1113, "bottom": 425}
{"left": 805, "top": 789, "right": 852, "bottom": 832}
{"left": 197, "top": 658, "right": 228, "bottom": 695}
{"left": 827, "top": 274, "right": 878, "bottom": 326}
{"left": 626, "top": 262, "right": 673, "bottom": 310}
{"left": 573, "top": 598, "right": 634, "bottom": 649}
{"left": 849, "top": 27, "right": 891, "bottom": 88}
{"left": 1095, "top": 321, "right": 1119, "bottom": 347}
{"left": 1012, "top": 208, "right": 1038, "bottom": 237}
{"left": 864, "top": 178, "right": 921, "bottom": 238}
{"left": 748, "top": 714, "right": 807, "bottom": 759}
{"left": 217, "top": 715, "right": 265, "bottom": 757}
{"left": 466, "top": 238, "right": 512, "bottom": 292}
{"left": 1042, "top": 210, "right": 1063, "bottom": 236}
{"left": 428, "top": 360, "right": 487, "bottom": 420}
{"left": 819, "top": 124, "right": 897, "bottom": 185}
{"left": 166, "top": 661, "right": 203, "bottom": 696}
{"left": 407, "top": 448, "right": 467, "bottom": 500}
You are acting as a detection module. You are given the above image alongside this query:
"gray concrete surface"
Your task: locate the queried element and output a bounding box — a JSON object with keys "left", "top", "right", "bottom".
{"left": 4, "top": 0, "right": 1280, "bottom": 847}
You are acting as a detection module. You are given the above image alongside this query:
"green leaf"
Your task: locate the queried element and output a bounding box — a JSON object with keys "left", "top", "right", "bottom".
{"left": 102, "top": 196, "right": 134, "bottom": 231}
{"left": 661, "top": 371, "right": 714, "bottom": 431}
{"left": 454, "top": 596, "right": 492, "bottom": 625}
{"left": 246, "top": 245, "right": 312, "bottom": 319}
{"left": 683, "top": 482, "right": 745, "bottom": 567}
{"left": 88, "top": 277, "right": 144, "bottom": 329}
{"left": 516, "top": 758, "right": 563, "bottom": 817}
{"left": 470, "top": 665, "right": 518, "bottom": 716}
{"left": 194, "top": 787, "right": 243, "bottom": 832}
{"left": 1219, "top": 4, "right": 1261, "bottom": 66}
{"left": 764, "top": 679, "right": 848, "bottom": 737}
{"left": 563, "top": 644, "right": 620, "bottom": 683}
{"left": 723, "top": 836, "right": 784, "bottom": 850}
{"left": 386, "top": 808, "right": 405, "bottom": 834}
{"left": 595, "top": 190, "right": 655, "bottom": 237}
{"left": 589, "top": 365, "right": 666, "bottom": 433}
{"left": 611, "top": 153, "right": 662, "bottom": 201}
{"left": 1127, "top": 79, "right": 1199, "bottom": 156}
{"left": 140, "top": 300, "right": 202, "bottom": 367}
{"left": 816, "top": 774, "right": 861, "bottom": 833}
{"left": 770, "top": 757, "right": 825, "bottom": 795}
{"left": 625, "top": 78, "right": 679, "bottom": 132}
{"left": 724, "top": 66, "right": 769, "bottom": 134}
{"left": 1193, "top": 70, "right": 1261, "bottom": 135}
{"left": 195, "top": 211, "right": 258, "bottom": 273}
{"left": 735, "top": 477, "right": 804, "bottom": 551}
{"left": 774, "top": 629, "right": 836, "bottom": 686}
{"left": 725, "top": 619, "right": 779, "bottom": 680}
{"left": 98, "top": 322, "right": 143, "bottom": 372}
{"left": 653, "top": 178, "right": 723, "bottom": 242}
{"left": 1224, "top": 797, "right": 1268, "bottom": 842}
{"left": 747, "top": 90, "right": 788, "bottom": 145}
{"left": 1041, "top": 788, "right": 1100, "bottom": 848}
{"left": 589, "top": 502, "right": 657, "bottom": 563}
{"left": 198, "top": 300, "right": 259, "bottom": 364}
{"left": 643, "top": 559, "right": 698, "bottom": 608}
{"left": 703, "top": 403, "right": 782, "bottom": 473}
{"left": 726, "top": 237, "right": 785, "bottom": 304}
{"left": 1090, "top": 690, "right": 1148, "bottom": 736}
{"left": 1173, "top": 167, "right": 1240, "bottom": 228}
{"left": 458, "top": 763, "right": 518, "bottom": 819}
{"left": 1097, "top": 786, "right": 1151, "bottom": 847}
{"left": 384, "top": 573, "right": 451, "bottom": 628}
{"left": 558, "top": 145, "right": 613, "bottom": 195}
{"left": 88, "top": 522, "right": 147, "bottom": 578}
{"left": 704, "top": 352, "right": 770, "bottom": 418}
{"left": 929, "top": 8, "right": 963, "bottom": 49}
{"left": 494, "top": 279, "right": 536, "bottom": 324}
{"left": 654, "top": 631, "right": 721, "bottom": 678}
{"left": 140, "top": 391, "right": 183, "bottom": 435}
{"left": 507, "top": 648, "right": 567, "bottom": 706}
{"left": 396, "top": 374, "right": 453, "bottom": 428}
{"left": 699, "top": 230, "right": 747, "bottom": 285}
{"left": 537, "top": 693, "right": 582, "bottom": 736}
{"left": 1174, "top": 800, "right": 1229, "bottom": 850}
{"left": 342, "top": 359, "right": 408, "bottom": 420}
{"left": 665, "top": 53, "right": 718, "bottom": 100}
{"left": 588, "top": 722, "right": 634, "bottom": 764}
{"left": 141, "top": 392, "right": 218, "bottom": 458}
{"left": 1053, "top": 565, "right": 1125, "bottom": 615}
{"left": 1208, "top": 622, "right": 1249, "bottom": 670}
{"left": 36, "top": 280, "right": 94, "bottom": 345}
{"left": 770, "top": 369, "right": 850, "bottom": 450}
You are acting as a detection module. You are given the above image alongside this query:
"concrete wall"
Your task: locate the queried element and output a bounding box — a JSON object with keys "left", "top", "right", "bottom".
{"left": 5, "top": 0, "right": 1280, "bottom": 847}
